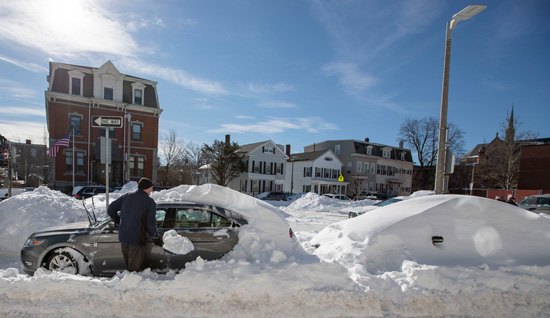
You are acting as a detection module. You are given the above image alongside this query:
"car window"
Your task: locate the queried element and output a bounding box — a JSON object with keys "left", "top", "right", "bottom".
{"left": 212, "top": 213, "right": 232, "bottom": 228}
{"left": 536, "top": 197, "right": 550, "bottom": 206}
{"left": 156, "top": 209, "right": 167, "bottom": 228}
{"left": 175, "top": 208, "right": 212, "bottom": 228}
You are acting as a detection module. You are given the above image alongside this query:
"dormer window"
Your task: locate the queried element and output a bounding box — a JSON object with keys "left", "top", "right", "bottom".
{"left": 68, "top": 70, "right": 85, "bottom": 96}
{"left": 383, "top": 148, "right": 391, "bottom": 158}
{"left": 400, "top": 152, "right": 405, "bottom": 160}
{"left": 104, "top": 86, "right": 113, "bottom": 100}
{"left": 366, "top": 146, "right": 373, "bottom": 155}
{"left": 132, "top": 82, "right": 146, "bottom": 105}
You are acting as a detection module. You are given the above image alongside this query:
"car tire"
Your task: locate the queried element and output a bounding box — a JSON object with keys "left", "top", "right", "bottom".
{"left": 45, "top": 249, "right": 81, "bottom": 275}
{"left": 348, "top": 212, "right": 358, "bottom": 218}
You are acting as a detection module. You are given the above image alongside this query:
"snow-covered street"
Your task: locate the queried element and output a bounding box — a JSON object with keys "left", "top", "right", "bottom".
{"left": 1, "top": 185, "right": 550, "bottom": 317}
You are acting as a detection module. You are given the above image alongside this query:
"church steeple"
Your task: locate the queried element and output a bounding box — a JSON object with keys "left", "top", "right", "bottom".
{"left": 505, "top": 104, "right": 515, "bottom": 143}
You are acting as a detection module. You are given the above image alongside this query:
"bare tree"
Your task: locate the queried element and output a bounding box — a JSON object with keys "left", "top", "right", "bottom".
{"left": 477, "top": 107, "right": 539, "bottom": 190}
{"left": 183, "top": 141, "right": 204, "bottom": 185}
{"left": 158, "top": 130, "right": 185, "bottom": 186}
{"left": 398, "top": 116, "right": 465, "bottom": 167}
{"left": 201, "top": 139, "right": 246, "bottom": 186}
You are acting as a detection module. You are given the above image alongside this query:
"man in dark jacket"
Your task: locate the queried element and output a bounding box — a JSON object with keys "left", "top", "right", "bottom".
{"left": 108, "top": 177, "right": 160, "bottom": 272}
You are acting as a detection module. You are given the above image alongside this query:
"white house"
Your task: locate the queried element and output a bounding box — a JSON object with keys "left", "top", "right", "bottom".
{"left": 284, "top": 149, "right": 347, "bottom": 195}
{"left": 228, "top": 140, "right": 289, "bottom": 196}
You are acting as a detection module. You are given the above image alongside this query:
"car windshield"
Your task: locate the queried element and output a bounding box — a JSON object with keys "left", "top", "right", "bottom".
{"left": 376, "top": 198, "right": 402, "bottom": 207}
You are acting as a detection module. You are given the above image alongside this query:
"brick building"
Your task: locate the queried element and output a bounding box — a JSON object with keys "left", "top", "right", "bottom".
{"left": 518, "top": 141, "right": 550, "bottom": 190}
{"left": 46, "top": 61, "right": 162, "bottom": 191}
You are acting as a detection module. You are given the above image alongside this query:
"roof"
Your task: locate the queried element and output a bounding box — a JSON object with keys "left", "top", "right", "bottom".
{"left": 290, "top": 150, "right": 330, "bottom": 162}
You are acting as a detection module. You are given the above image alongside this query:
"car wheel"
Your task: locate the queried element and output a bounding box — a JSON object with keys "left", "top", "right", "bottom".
{"left": 348, "top": 212, "right": 358, "bottom": 218}
{"left": 46, "top": 249, "right": 80, "bottom": 275}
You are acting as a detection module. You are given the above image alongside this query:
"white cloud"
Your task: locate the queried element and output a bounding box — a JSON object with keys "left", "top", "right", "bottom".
{"left": 322, "top": 62, "right": 376, "bottom": 96}
{"left": 0, "top": 0, "right": 140, "bottom": 59}
{"left": 0, "top": 56, "right": 48, "bottom": 73}
{"left": 0, "top": 120, "right": 46, "bottom": 144}
{"left": 257, "top": 101, "right": 296, "bottom": 109}
{"left": 0, "top": 79, "right": 41, "bottom": 100}
{"left": 0, "top": 107, "right": 45, "bottom": 117}
{"left": 208, "top": 117, "right": 338, "bottom": 135}
{"left": 247, "top": 82, "right": 295, "bottom": 94}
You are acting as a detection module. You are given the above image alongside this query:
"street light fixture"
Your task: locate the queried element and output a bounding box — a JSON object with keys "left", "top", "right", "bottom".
{"left": 434, "top": 4, "right": 487, "bottom": 195}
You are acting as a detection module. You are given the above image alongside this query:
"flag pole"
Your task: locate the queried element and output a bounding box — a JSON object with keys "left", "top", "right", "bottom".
{"left": 72, "top": 129, "right": 75, "bottom": 190}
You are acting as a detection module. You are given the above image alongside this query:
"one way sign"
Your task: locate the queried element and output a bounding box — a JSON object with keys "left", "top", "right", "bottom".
{"left": 92, "top": 116, "right": 123, "bottom": 128}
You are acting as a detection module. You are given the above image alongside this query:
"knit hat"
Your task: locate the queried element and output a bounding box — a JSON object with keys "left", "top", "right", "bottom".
{"left": 138, "top": 177, "right": 153, "bottom": 190}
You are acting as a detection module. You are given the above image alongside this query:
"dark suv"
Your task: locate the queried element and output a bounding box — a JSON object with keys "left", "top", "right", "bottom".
{"left": 518, "top": 194, "right": 550, "bottom": 214}
{"left": 20, "top": 202, "right": 247, "bottom": 276}
{"left": 258, "top": 192, "right": 288, "bottom": 201}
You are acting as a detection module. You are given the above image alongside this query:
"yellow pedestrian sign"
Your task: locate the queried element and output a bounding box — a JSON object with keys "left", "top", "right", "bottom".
{"left": 338, "top": 174, "right": 344, "bottom": 182}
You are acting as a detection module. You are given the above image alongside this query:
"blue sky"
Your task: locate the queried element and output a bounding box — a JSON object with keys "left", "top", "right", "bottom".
{"left": 0, "top": 0, "right": 548, "bottom": 161}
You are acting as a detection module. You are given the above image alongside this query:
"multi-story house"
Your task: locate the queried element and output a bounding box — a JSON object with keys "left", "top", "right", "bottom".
{"left": 284, "top": 149, "right": 347, "bottom": 195}
{"left": 303, "top": 139, "right": 413, "bottom": 198}
{"left": 45, "top": 61, "right": 162, "bottom": 192}
{"left": 11, "top": 140, "right": 48, "bottom": 187}
{"left": 228, "top": 140, "right": 288, "bottom": 196}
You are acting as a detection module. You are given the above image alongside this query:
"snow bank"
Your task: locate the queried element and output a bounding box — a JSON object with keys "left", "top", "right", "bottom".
{"left": 0, "top": 186, "right": 87, "bottom": 254}
{"left": 285, "top": 192, "right": 377, "bottom": 213}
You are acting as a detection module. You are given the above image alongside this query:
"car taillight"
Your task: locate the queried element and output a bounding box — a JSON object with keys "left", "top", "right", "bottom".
{"left": 289, "top": 228, "right": 294, "bottom": 238}
{"left": 74, "top": 194, "right": 79, "bottom": 199}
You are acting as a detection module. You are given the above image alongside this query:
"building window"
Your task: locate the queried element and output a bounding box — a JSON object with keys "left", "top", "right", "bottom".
{"left": 335, "top": 144, "right": 341, "bottom": 155}
{"left": 383, "top": 149, "right": 391, "bottom": 158}
{"left": 65, "top": 151, "right": 84, "bottom": 173}
{"left": 304, "top": 167, "right": 312, "bottom": 177}
{"left": 303, "top": 185, "right": 311, "bottom": 192}
{"left": 347, "top": 162, "right": 352, "bottom": 172}
{"left": 132, "top": 123, "right": 142, "bottom": 141}
{"left": 104, "top": 87, "right": 113, "bottom": 100}
{"left": 100, "top": 128, "right": 115, "bottom": 138}
{"left": 357, "top": 161, "right": 362, "bottom": 172}
{"left": 138, "top": 157, "right": 144, "bottom": 176}
{"left": 70, "top": 115, "right": 81, "bottom": 136}
{"left": 68, "top": 70, "right": 84, "bottom": 96}
{"left": 400, "top": 152, "right": 405, "bottom": 160}
{"left": 132, "top": 82, "right": 146, "bottom": 106}
{"left": 367, "top": 146, "right": 372, "bottom": 155}
{"left": 371, "top": 163, "right": 376, "bottom": 174}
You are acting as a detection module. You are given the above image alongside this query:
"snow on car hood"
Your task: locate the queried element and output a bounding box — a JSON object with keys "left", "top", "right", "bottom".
{"left": 311, "top": 194, "right": 550, "bottom": 274}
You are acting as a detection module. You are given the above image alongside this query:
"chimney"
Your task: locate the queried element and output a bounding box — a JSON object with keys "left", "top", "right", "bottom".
{"left": 26, "top": 140, "right": 31, "bottom": 145}
{"left": 286, "top": 144, "right": 291, "bottom": 157}
{"left": 365, "top": 138, "right": 369, "bottom": 142}
{"left": 225, "top": 134, "right": 230, "bottom": 144}
{"left": 399, "top": 140, "right": 404, "bottom": 149}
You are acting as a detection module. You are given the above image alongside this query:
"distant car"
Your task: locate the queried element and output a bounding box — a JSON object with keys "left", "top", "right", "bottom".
{"left": 518, "top": 194, "right": 550, "bottom": 214}
{"left": 21, "top": 201, "right": 249, "bottom": 276}
{"left": 257, "top": 191, "right": 288, "bottom": 201}
{"left": 355, "top": 193, "right": 377, "bottom": 201}
{"left": 348, "top": 197, "right": 405, "bottom": 218}
{"left": 72, "top": 186, "right": 111, "bottom": 200}
{"left": 323, "top": 193, "right": 351, "bottom": 201}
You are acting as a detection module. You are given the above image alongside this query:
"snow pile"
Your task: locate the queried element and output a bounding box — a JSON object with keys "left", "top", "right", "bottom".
{"left": 285, "top": 192, "right": 376, "bottom": 213}
{"left": 162, "top": 230, "right": 194, "bottom": 255}
{"left": 1, "top": 186, "right": 550, "bottom": 317}
{"left": 0, "top": 186, "right": 87, "bottom": 254}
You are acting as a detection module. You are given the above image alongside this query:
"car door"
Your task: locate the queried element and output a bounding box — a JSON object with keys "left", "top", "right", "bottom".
{"left": 93, "top": 209, "right": 168, "bottom": 276}
{"left": 164, "top": 206, "right": 239, "bottom": 269}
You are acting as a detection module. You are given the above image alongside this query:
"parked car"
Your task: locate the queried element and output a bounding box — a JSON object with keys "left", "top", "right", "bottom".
{"left": 518, "top": 194, "right": 550, "bottom": 214}
{"left": 21, "top": 202, "right": 249, "bottom": 276}
{"left": 323, "top": 193, "right": 351, "bottom": 201}
{"left": 72, "top": 186, "right": 111, "bottom": 200}
{"left": 256, "top": 191, "right": 288, "bottom": 201}
{"left": 354, "top": 193, "right": 378, "bottom": 201}
{"left": 348, "top": 197, "right": 405, "bottom": 218}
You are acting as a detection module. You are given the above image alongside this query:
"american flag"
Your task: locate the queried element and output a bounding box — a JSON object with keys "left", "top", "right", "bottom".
{"left": 48, "top": 132, "right": 71, "bottom": 157}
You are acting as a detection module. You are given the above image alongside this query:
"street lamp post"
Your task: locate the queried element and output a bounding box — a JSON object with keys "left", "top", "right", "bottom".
{"left": 434, "top": 4, "right": 487, "bottom": 194}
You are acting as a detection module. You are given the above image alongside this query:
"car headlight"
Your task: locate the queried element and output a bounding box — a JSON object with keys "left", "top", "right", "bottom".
{"left": 24, "top": 238, "right": 45, "bottom": 247}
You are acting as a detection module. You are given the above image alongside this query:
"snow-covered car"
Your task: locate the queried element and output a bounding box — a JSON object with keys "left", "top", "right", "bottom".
{"left": 312, "top": 195, "right": 550, "bottom": 273}
{"left": 21, "top": 185, "right": 295, "bottom": 276}
{"left": 348, "top": 197, "right": 404, "bottom": 218}
{"left": 323, "top": 193, "right": 351, "bottom": 201}
{"left": 21, "top": 202, "right": 247, "bottom": 276}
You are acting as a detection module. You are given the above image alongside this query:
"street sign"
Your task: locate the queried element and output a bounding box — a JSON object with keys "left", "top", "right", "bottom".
{"left": 338, "top": 174, "right": 344, "bottom": 182}
{"left": 92, "top": 116, "right": 123, "bottom": 128}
